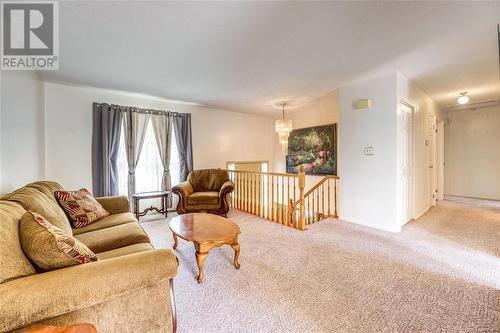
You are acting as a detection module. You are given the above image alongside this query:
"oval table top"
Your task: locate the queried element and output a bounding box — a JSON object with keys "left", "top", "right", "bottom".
{"left": 168, "top": 213, "right": 240, "bottom": 243}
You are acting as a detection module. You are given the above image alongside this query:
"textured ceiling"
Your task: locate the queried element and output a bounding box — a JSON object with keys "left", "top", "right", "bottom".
{"left": 39, "top": 1, "right": 500, "bottom": 115}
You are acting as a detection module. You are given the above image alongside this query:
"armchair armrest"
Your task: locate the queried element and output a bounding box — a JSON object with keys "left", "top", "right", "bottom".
{"left": 95, "top": 195, "right": 131, "bottom": 214}
{"left": 172, "top": 181, "right": 193, "bottom": 199}
{"left": 172, "top": 181, "right": 194, "bottom": 214}
{"left": 0, "top": 249, "right": 178, "bottom": 332}
{"left": 219, "top": 180, "right": 235, "bottom": 196}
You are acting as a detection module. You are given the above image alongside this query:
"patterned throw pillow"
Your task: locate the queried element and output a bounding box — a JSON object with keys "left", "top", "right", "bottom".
{"left": 54, "top": 188, "right": 109, "bottom": 228}
{"left": 20, "top": 211, "right": 98, "bottom": 271}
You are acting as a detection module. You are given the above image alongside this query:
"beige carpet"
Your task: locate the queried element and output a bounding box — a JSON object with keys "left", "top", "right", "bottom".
{"left": 141, "top": 199, "right": 500, "bottom": 333}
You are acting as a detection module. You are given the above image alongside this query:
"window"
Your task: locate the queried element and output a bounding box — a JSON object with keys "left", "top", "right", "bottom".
{"left": 117, "top": 118, "right": 181, "bottom": 207}
{"left": 226, "top": 161, "right": 268, "bottom": 172}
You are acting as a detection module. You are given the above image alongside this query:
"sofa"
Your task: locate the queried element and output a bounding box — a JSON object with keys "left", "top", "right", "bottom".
{"left": 0, "top": 181, "right": 178, "bottom": 333}
{"left": 172, "top": 169, "right": 234, "bottom": 217}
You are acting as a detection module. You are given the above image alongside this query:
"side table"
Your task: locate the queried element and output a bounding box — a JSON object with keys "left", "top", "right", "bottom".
{"left": 132, "top": 191, "right": 170, "bottom": 220}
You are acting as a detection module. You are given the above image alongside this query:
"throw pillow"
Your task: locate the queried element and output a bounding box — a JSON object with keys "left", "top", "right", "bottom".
{"left": 54, "top": 188, "right": 109, "bottom": 228}
{"left": 20, "top": 211, "right": 98, "bottom": 271}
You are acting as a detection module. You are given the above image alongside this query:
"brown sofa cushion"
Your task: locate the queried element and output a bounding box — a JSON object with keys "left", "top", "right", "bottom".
{"left": 75, "top": 222, "right": 150, "bottom": 253}
{"left": 72, "top": 212, "right": 137, "bottom": 235}
{"left": 20, "top": 212, "right": 98, "bottom": 271}
{"left": 187, "top": 191, "right": 219, "bottom": 205}
{"left": 3, "top": 181, "right": 72, "bottom": 235}
{"left": 96, "top": 243, "right": 154, "bottom": 260}
{"left": 55, "top": 189, "right": 109, "bottom": 228}
{"left": 188, "top": 169, "right": 229, "bottom": 192}
{"left": 0, "top": 201, "right": 36, "bottom": 284}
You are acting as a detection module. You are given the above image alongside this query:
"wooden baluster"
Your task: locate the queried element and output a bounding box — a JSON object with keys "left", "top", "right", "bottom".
{"left": 334, "top": 178, "right": 338, "bottom": 218}
{"left": 241, "top": 173, "right": 244, "bottom": 212}
{"left": 322, "top": 183, "right": 325, "bottom": 218}
{"left": 298, "top": 166, "right": 306, "bottom": 230}
{"left": 281, "top": 176, "right": 285, "bottom": 224}
{"left": 259, "top": 173, "right": 265, "bottom": 218}
{"left": 256, "top": 173, "right": 259, "bottom": 216}
{"left": 321, "top": 183, "right": 325, "bottom": 218}
{"left": 327, "top": 178, "right": 331, "bottom": 217}
{"left": 317, "top": 187, "right": 320, "bottom": 221}
{"left": 266, "top": 174, "right": 271, "bottom": 220}
{"left": 230, "top": 172, "right": 233, "bottom": 207}
{"left": 250, "top": 173, "right": 254, "bottom": 214}
{"left": 312, "top": 189, "right": 315, "bottom": 224}
{"left": 287, "top": 176, "right": 290, "bottom": 225}
{"left": 291, "top": 177, "right": 295, "bottom": 227}
{"left": 243, "top": 172, "right": 249, "bottom": 212}
{"left": 271, "top": 175, "right": 275, "bottom": 222}
{"left": 254, "top": 173, "right": 257, "bottom": 215}
{"left": 307, "top": 196, "right": 311, "bottom": 225}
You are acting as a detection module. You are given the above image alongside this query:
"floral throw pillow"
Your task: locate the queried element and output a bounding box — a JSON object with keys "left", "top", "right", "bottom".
{"left": 54, "top": 188, "right": 109, "bottom": 228}
{"left": 20, "top": 211, "right": 98, "bottom": 271}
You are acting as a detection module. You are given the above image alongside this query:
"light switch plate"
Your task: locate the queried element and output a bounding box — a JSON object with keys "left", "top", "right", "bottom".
{"left": 364, "top": 147, "right": 374, "bottom": 155}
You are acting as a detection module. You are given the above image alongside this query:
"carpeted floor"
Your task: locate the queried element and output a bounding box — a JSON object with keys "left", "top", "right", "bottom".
{"left": 140, "top": 199, "right": 500, "bottom": 333}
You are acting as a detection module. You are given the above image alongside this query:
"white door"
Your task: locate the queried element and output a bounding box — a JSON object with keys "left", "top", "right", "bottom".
{"left": 400, "top": 103, "right": 414, "bottom": 225}
{"left": 437, "top": 121, "right": 445, "bottom": 200}
{"left": 428, "top": 115, "right": 438, "bottom": 206}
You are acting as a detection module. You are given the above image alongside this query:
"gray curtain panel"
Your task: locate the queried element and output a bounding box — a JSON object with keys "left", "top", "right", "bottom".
{"left": 151, "top": 113, "right": 173, "bottom": 206}
{"left": 173, "top": 113, "right": 194, "bottom": 181}
{"left": 91, "top": 103, "right": 123, "bottom": 197}
{"left": 123, "top": 107, "right": 150, "bottom": 201}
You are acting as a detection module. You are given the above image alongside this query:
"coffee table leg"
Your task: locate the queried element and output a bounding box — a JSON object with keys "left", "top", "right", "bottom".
{"left": 231, "top": 239, "right": 240, "bottom": 269}
{"left": 172, "top": 233, "right": 178, "bottom": 250}
{"left": 195, "top": 251, "right": 208, "bottom": 283}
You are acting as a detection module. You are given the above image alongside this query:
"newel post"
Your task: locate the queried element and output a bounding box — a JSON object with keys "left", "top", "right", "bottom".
{"left": 298, "top": 165, "right": 306, "bottom": 230}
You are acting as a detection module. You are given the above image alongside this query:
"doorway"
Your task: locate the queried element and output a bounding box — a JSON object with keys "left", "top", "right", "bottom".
{"left": 399, "top": 102, "right": 414, "bottom": 226}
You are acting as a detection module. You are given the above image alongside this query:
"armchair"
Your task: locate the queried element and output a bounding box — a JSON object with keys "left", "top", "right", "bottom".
{"left": 172, "top": 169, "right": 234, "bottom": 217}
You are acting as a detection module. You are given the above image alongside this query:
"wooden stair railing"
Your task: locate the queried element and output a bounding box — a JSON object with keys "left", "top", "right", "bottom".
{"left": 227, "top": 165, "right": 339, "bottom": 230}
{"left": 289, "top": 170, "right": 339, "bottom": 228}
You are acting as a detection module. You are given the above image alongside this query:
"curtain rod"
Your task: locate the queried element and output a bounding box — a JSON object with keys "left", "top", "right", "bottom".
{"left": 94, "top": 102, "right": 190, "bottom": 117}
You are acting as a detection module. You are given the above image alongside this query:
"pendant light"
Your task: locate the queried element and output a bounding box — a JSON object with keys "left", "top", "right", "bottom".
{"left": 275, "top": 102, "right": 293, "bottom": 155}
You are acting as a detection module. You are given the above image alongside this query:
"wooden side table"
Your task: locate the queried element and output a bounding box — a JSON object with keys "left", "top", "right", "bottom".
{"left": 168, "top": 213, "right": 241, "bottom": 283}
{"left": 132, "top": 191, "right": 170, "bottom": 220}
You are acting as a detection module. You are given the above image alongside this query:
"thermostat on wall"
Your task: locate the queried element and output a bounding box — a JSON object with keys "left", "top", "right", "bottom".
{"left": 353, "top": 99, "right": 372, "bottom": 110}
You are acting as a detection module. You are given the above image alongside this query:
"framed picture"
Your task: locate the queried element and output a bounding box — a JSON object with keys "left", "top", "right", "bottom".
{"left": 286, "top": 124, "right": 337, "bottom": 175}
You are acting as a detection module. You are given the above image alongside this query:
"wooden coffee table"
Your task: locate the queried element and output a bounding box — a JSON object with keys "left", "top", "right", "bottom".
{"left": 168, "top": 213, "right": 241, "bottom": 283}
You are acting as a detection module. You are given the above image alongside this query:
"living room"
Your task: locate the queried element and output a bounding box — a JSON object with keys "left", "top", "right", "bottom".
{"left": 1, "top": 1, "right": 499, "bottom": 333}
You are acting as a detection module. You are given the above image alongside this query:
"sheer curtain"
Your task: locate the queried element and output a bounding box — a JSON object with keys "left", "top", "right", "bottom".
{"left": 117, "top": 118, "right": 181, "bottom": 210}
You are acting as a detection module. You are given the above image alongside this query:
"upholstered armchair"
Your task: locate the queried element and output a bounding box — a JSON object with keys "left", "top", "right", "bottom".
{"left": 172, "top": 169, "right": 234, "bottom": 217}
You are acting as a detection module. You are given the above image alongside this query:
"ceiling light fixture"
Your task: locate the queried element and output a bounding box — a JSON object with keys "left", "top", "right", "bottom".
{"left": 457, "top": 92, "right": 470, "bottom": 105}
{"left": 275, "top": 102, "right": 292, "bottom": 155}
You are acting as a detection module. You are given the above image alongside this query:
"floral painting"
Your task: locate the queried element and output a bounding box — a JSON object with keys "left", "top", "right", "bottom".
{"left": 286, "top": 124, "right": 337, "bottom": 175}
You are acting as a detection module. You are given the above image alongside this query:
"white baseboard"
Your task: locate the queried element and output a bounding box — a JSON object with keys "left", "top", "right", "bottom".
{"left": 339, "top": 215, "right": 401, "bottom": 233}
{"left": 413, "top": 206, "right": 430, "bottom": 220}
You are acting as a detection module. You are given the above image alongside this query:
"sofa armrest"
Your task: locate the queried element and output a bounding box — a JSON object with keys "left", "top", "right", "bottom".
{"left": 0, "top": 249, "right": 178, "bottom": 332}
{"left": 219, "top": 180, "right": 235, "bottom": 197}
{"left": 95, "top": 195, "right": 131, "bottom": 214}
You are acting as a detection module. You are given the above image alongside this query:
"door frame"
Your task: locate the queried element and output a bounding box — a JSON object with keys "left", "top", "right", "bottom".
{"left": 399, "top": 100, "right": 416, "bottom": 226}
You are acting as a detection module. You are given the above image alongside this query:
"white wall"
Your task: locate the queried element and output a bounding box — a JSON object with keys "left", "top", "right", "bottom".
{"left": 339, "top": 72, "right": 399, "bottom": 232}
{"left": 44, "top": 83, "right": 275, "bottom": 190}
{"left": 397, "top": 72, "right": 442, "bottom": 221}
{"left": 444, "top": 105, "right": 500, "bottom": 200}
{"left": 272, "top": 90, "right": 339, "bottom": 191}
{"left": 0, "top": 71, "right": 45, "bottom": 194}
